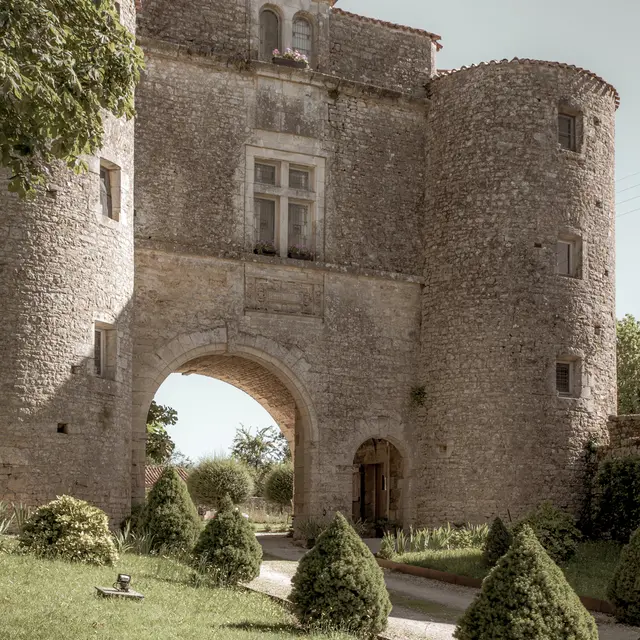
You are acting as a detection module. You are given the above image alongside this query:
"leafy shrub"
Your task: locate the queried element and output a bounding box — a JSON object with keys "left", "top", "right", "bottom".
{"left": 483, "top": 517, "right": 512, "bottom": 567}
{"left": 594, "top": 457, "right": 640, "bottom": 543}
{"left": 18, "top": 495, "right": 118, "bottom": 565}
{"left": 608, "top": 526, "right": 640, "bottom": 625}
{"left": 382, "top": 522, "right": 489, "bottom": 556}
{"left": 290, "top": 512, "right": 391, "bottom": 636}
{"left": 192, "top": 494, "right": 262, "bottom": 586}
{"left": 139, "top": 466, "right": 201, "bottom": 552}
{"left": 378, "top": 532, "right": 396, "bottom": 560}
{"left": 187, "top": 457, "right": 253, "bottom": 509}
{"left": 517, "top": 501, "right": 581, "bottom": 564}
{"left": 263, "top": 463, "right": 293, "bottom": 511}
{"left": 454, "top": 525, "right": 597, "bottom": 640}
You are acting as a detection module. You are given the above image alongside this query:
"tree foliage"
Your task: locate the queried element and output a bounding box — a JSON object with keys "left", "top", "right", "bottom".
{"left": 263, "top": 462, "right": 293, "bottom": 511}
{"left": 192, "top": 494, "right": 262, "bottom": 586}
{"left": 483, "top": 516, "right": 512, "bottom": 567}
{"left": 187, "top": 456, "right": 254, "bottom": 509}
{"left": 139, "top": 467, "right": 201, "bottom": 552}
{"left": 146, "top": 401, "right": 178, "bottom": 465}
{"left": 594, "top": 457, "right": 640, "bottom": 543}
{"left": 455, "top": 525, "right": 597, "bottom": 640}
{"left": 608, "top": 526, "right": 640, "bottom": 625}
{"left": 617, "top": 314, "right": 640, "bottom": 415}
{"left": 0, "top": 0, "right": 144, "bottom": 196}
{"left": 290, "top": 512, "right": 391, "bottom": 637}
{"left": 231, "top": 425, "right": 290, "bottom": 469}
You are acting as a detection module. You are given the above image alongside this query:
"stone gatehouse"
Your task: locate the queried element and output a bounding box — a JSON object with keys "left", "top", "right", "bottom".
{"left": 0, "top": 0, "right": 621, "bottom": 528}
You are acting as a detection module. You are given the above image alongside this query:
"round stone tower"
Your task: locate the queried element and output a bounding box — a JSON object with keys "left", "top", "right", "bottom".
{"left": 419, "top": 59, "right": 618, "bottom": 524}
{"left": 0, "top": 1, "right": 137, "bottom": 524}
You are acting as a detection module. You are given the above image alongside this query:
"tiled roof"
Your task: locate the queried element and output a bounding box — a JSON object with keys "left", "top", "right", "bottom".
{"left": 434, "top": 58, "right": 620, "bottom": 109}
{"left": 331, "top": 7, "right": 443, "bottom": 50}
{"left": 145, "top": 465, "right": 190, "bottom": 488}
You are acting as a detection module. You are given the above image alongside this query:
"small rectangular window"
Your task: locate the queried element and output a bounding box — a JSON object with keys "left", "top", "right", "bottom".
{"left": 288, "top": 202, "right": 309, "bottom": 248}
{"left": 255, "top": 198, "right": 276, "bottom": 243}
{"left": 255, "top": 163, "right": 276, "bottom": 186}
{"left": 558, "top": 114, "right": 576, "bottom": 151}
{"left": 557, "top": 240, "right": 573, "bottom": 276}
{"left": 94, "top": 329, "right": 105, "bottom": 376}
{"left": 556, "top": 362, "right": 572, "bottom": 396}
{"left": 289, "top": 168, "right": 310, "bottom": 191}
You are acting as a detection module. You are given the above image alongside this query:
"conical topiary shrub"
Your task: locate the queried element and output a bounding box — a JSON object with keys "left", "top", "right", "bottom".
{"left": 483, "top": 516, "right": 512, "bottom": 567}
{"left": 192, "top": 494, "right": 262, "bottom": 586}
{"left": 290, "top": 512, "right": 391, "bottom": 637}
{"left": 608, "top": 526, "right": 640, "bottom": 625}
{"left": 139, "top": 466, "right": 201, "bottom": 552}
{"left": 454, "top": 525, "right": 597, "bottom": 640}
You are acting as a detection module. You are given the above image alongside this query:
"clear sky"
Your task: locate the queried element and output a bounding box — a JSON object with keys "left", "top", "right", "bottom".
{"left": 155, "top": 0, "right": 640, "bottom": 461}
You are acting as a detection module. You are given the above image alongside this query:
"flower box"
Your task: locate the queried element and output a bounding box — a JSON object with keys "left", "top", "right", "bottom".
{"left": 254, "top": 241, "right": 277, "bottom": 256}
{"left": 272, "top": 57, "right": 308, "bottom": 70}
{"left": 288, "top": 246, "right": 314, "bottom": 261}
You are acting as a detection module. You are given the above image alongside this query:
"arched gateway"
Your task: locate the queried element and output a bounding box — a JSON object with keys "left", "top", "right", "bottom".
{"left": 132, "top": 331, "right": 319, "bottom": 519}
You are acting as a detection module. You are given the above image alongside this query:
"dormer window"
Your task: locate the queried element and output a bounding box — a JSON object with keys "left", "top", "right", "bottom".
{"left": 260, "top": 9, "right": 280, "bottom": 61}
{"left": 292, "top": 17, "right": 312, "bottom": 58}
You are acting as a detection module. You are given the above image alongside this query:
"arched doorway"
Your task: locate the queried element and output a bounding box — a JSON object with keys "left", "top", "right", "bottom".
{"left": 132, "top": 334, "right": 318, "bottom": 521}
{"left": 352, "top": 438, "right": 404, "bottom": 528}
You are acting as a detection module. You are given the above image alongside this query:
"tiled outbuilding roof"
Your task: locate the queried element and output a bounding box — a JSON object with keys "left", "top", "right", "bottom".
{"left": 331, "top": 7, "right": 443, "bottom": 50}
{"left": 434, "top": 58, "right": 620, "bottom": 109}
{"left": 145, "top": 465, "right": 190, "bottom": 488}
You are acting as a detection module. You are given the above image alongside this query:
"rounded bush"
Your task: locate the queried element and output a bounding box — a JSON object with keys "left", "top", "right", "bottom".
{"left": 608, "top": 526, "right": 640, "bottom": 625}
{"left": 263, "top": 463, "right": 293, "bottom": 511}
{"left": 483, "top": 516, "right": 512, "bottom": 567}
{"left": 192, "top": 494, "right": 262, "bottom": 586}
{"left": 18, "top": 495, "right": 118, "bottom": 566}
{"left": 517, "top": 501, "right": 580, "bottom": 564}
{"left": 140, "top": 466, "right": 201, "bottom": 552}
{"left": 187, "top": 457, "right": 254, "bottom": 509}
{"left": 455, "top": 525, "right": 597, "bottom": 640}
{"left": 290, "top": 512, "right": 391, "bottom": 637}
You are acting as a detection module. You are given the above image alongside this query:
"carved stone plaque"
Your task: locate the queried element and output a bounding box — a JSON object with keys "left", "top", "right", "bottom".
{"left": 245, "top": 266, "right": 324, "bottom": 318}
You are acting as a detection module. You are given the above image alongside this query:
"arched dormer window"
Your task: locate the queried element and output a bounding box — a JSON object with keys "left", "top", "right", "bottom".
{"left": 260, "top": 8, "right": 280, "bottom": 61}
{"left": 292, "top": 16, "right": 312, "bottom": 59}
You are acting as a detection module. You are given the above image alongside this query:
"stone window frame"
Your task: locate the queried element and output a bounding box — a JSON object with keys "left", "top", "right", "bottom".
{"left": 245, "top": 145, "right": 325, "bottom": 261}
{"left": 556, "top": 231, "right": 583, "bottom": 279}
{"left": 555, "top": 355, "right": 582, "bottom": 399}
{"left": 93, "top": 320, "right": 118, "bottom": 381}
{"left": 94, "top": 157, "right": 122, "bottom": 226}
{"left": 557, "top": 103, "right": 584, "bottom": 154}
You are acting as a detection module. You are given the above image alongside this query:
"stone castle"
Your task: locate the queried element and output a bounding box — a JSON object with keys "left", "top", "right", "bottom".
{"left": 0, "top": 0, "right": 622, "bottom": 527}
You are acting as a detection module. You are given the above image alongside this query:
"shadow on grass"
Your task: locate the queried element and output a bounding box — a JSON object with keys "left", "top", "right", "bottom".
{"left": 221, "top": 622, "right": 306, "bottom": 635}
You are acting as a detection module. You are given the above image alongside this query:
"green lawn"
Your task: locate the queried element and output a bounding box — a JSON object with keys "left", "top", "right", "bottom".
{"left": 394, "top": 541, "right": 621, "bottom": 600}
{"left": 0, "top": 549, "right": 351, "bottom": 640}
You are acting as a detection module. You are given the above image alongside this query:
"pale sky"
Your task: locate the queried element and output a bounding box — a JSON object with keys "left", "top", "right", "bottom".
{"left": 156, "top": 0, "right": 640, "bottom": 460}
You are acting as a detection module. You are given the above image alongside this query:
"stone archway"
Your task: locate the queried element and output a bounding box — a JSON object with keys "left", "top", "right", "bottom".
{"left": 352, "top": 438, "right": 405, "bottom": 529}
{"left": 132, "top": 330, "right": 318, "bottom": 520}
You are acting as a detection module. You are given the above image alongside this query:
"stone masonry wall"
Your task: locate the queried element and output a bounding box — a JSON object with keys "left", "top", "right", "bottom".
{"left": 0, "top": 0, "right": 137, "bottom": 525}
{"left": 602, "top": 415, "right": 640, "bottom": 459}
{"left": 328, "top": 10, "right": 436, "bottom": 94}
{"left": 419, "top": 61, "right": 617, "bottom": 525}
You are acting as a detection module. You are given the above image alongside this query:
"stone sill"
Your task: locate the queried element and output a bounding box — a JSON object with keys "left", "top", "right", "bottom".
{"left": 136, "top": 242, "right": 424, "bottom": 285}
{"left": 137, "top": 37, "right": 423, "bottom": 105}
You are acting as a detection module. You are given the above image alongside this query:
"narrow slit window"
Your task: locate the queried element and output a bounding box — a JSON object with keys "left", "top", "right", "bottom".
{"left": 100, "top": 166, "right": 113, "bottom": 218}
{"left": 292, "top": 18, "right": 312, "bottom": 58}
{"left": 289, "top": 168, "right": 310, "bottom": 190}
{"left": 94, "top": 329, "right": 105, "bottom": 376}
{"left": 255, "top": 163, "right": 276, "bottom": 185}
{"left": 255, "top": 198, "right": 276, "bottom": 244}
{"left": 288, "top": 203, "right": 309, "bottom": 249}
{"left": 556, "top": 362, "right": 572, "bottom": 396}
{"left": 557, "top": 240, "right": 573, "bottom": 276}
{"left": 558, "top": 114, "right": 576, "bottom": 151}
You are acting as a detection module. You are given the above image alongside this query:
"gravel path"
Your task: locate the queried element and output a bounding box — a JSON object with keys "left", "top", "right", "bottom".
{"left": 251, "top": 533, "right": 640, "bottom": 640}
